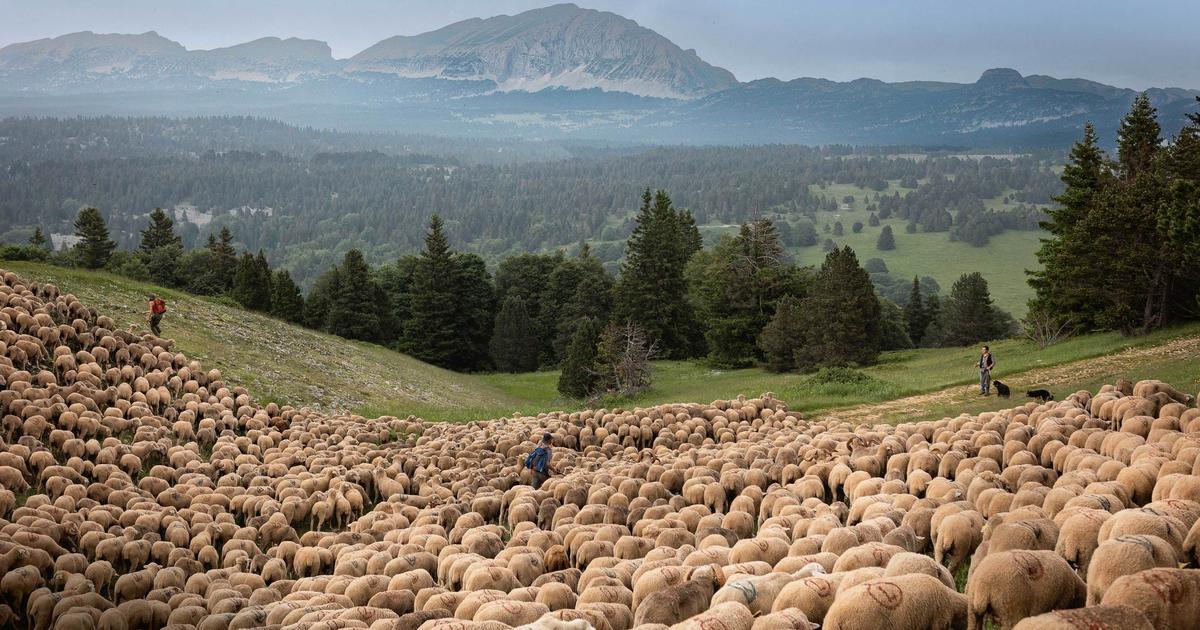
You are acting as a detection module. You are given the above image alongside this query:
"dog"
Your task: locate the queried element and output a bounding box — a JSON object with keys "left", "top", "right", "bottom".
{"left": 1026, "top": 389, "right": 1054, "bottom": 402}
{"left": 992, "top": 380, "right": 1010, "bottom": 398}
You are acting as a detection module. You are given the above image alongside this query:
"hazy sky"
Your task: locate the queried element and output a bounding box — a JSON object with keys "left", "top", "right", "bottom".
{"left": 2, "top": 0, "right": 1197, "bottom": 89}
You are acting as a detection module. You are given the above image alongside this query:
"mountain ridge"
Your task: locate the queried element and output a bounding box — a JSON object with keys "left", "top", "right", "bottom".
{"left": 0, "top": 4, "right": 1196, "bottom": 146}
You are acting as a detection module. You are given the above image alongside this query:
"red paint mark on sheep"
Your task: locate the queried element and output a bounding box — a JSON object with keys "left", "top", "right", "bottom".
{"left": 697, "top": 617, "right": 730, "bottom": 630}
{"left": 1012, "top": 551, "right": 1044, "bottom": 580}
{"left": 1140, "top": 570, "right": 1183, "bottom": 604}
{"left": 865, "top": 582, "right": 903, "bottom": 609}
{"left": 802, "top": 577, "right": 832, "bottom": 598}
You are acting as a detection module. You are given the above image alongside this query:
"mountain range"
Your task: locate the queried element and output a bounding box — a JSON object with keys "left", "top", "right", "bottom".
{"left": 1, "top": 3, "right": 1196, "bottom": 146}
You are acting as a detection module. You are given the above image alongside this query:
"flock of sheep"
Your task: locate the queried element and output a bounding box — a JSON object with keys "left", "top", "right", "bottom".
{"left": 2, "top": 264, "right": 1200, "bottom": 630}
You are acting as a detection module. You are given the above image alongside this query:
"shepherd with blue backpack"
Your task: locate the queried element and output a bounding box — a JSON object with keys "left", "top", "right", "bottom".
{"left": 524, "top": 433, "right": 557, "bottom": 489}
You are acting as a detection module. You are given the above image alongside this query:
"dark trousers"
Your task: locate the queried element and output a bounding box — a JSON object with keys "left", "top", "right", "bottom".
{"left": 980, "top": 368, "right": 991, "bottom": 394}
{"left": 531, "top": 470, "right": 550, "bottom": 490}
{"left": 150, "top": 313, "right": 163, "bottom": 336}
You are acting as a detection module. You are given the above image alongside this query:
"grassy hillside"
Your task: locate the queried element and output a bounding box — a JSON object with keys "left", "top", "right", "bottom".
{"left": 6, "top": 260, "right": 1195, "bottom": 425}
{"left": 479, "top": 322, "right": 1200, "bottom": 417}
{"left": 1, "top": 261, "right": 525, "bottom": 420}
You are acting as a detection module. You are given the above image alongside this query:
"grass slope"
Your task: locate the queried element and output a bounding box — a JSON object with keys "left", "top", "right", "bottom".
{"left": 482, "top": 322, "right": 1200, "bottom": 418}
{"left": 2, "top": 261, "right": 523, "bottom": 420}
{"left": 7, "top": 260, "right": 1195, "bottom": 425}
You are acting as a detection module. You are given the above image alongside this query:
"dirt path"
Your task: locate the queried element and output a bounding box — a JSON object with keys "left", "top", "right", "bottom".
{"left": 812, "top": 336, "right": 1200, "bottom": 425}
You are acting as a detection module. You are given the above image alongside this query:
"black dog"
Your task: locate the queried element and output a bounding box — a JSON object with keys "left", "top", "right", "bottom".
{"left": 1026, "top": 389, "right": 1054, "bottom": 402}
{"left": 992, "top": 380, "right": 1010, "bottom": 398}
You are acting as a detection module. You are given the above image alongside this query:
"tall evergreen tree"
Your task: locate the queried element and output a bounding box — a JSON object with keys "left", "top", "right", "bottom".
{"left": 139, "top": 208, "right": 182, "bottom": 252}
{"left": 231, "top": 252, "right": 272, "bottom": 311}
{"left": 876, "top": 225, "right": 896, "bottom": 250}
{"left": 403, "top": 216, "right": 495, "bottom": 371}
{"left": 1028, "top": 122, "right": 1111, "bottom": 327}
{"left": 1117, "top": 93, "right": 1162, "bottom": 180}
{"left": 73, "top": 207, "right": 116, "bottom": 269}
{"left": 757, "top": 296, "right": 805, "bottom": 373}
{"left": 688, "top": 219, "right": 808, "bottom": 367}
{"left": 552, "top": 257, "right": 615, "bottom": 361}
{"left": 939, "top": 272, "right": 1012, "bottom": 346}
{"left": 207, "top": 226, "right": 238, "bottom": 292}
{"left": 557, "top": 316, "right": 601, "bottom": 398}
{"left": 793, "top": 247, "right": 882, "bottom": 370}
{"left": 613, "top": 188, "right": 704, "bottom": 358}
{"left": 490, "top": 295, "right": 539, "bottom": 373}
{"left": 902, "top": 276, "right": 928, "bottom": 344}
{"left": 28, "top": 227, "right": 48, "bottom": 249}
{"left": 270, "top": 269, "right": 305, "bottom": 323}
{"left": 304, "top": 267, "right": 340, "bottom": 330}
{"left": 327, "top": 249, "right": 382, "bottom": 343}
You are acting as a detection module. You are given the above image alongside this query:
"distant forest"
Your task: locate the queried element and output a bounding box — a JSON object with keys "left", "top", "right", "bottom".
{"left": 0, "top": 116, "right": 1063, "bottom": 285}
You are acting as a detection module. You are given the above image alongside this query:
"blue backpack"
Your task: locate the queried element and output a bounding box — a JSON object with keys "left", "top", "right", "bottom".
{"left": 524, "top": 446, "right": 550, "bottom": 474}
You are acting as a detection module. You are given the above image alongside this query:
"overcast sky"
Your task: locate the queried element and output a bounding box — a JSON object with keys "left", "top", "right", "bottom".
{"left": 2, "top": 0, "right": 1197, "bottom": 89}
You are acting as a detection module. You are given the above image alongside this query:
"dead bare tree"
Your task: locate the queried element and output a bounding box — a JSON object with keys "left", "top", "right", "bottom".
{"left": 593, "top": 320, "right": 658, "bottom": 396}
{"left": 1021, "top": 310, "right": 1076, "bottom": 349}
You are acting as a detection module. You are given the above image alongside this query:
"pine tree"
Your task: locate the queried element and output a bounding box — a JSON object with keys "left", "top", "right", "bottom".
{"left": 231, "top": 252, "right": 271, "bottom": 311}
{"left": 490, "top": 295, "right": 539, "bottom": 373}
{"left": 1027, "top": 122, "right": 1110, "bottom": 327}
{"left": 793, "top": 247, "right": 882, "bottom": 370}
{"left": 903, "top": 276, "right": 928, "bottom": 344}
{"left": 689, "top": 219, "right": 807, "bottom": 368}
{"left": 833, "top": 221, "right": 844, "bottom": 236}
{"left": 868, "top": 213, "right": 880, "bottom": 227}
{"left": 403, "top": 216, "right": 495, "bottom": 371}
{"left": 304, "top": 266, "right": 340, "bottom": 330}
{"left": 878, "top": 298, "right": 914, "bottom": 351}
{"left": 757, "top": 295, "right": 805, "bottom": 372}
{"left": 139, "top": 208, "right": 182, "bottom": 252}
{"left": 876, "top": 225, "right": 896, "bottom": 250}
{"left": 28, "top": 227, "right": 48, "bottom": 249}
{"left": 612, "top": 189, "right": 704, "bottom": 358}
{"left": 1117, "top": 93, "right": 1162, "bottom": 180}
{"left": 557, "top": 316, "right": 601, "bottom": 398}
{"left": 552, "top": 259, "right": 615, "bottom": 360}
{"left": 73, "top": 207, "right": 116, "bottom": 269}
{"left": 270, "top": 269, "right": 305, "bottom": 323}
{"left": 327, "top": 249, "right": 382, "bottom": 343}
{"left": 940, "top": 272, "right": 1011, "bottom": 346}
{"left": 207, "top": 226, "right": 238, "bottom": 292}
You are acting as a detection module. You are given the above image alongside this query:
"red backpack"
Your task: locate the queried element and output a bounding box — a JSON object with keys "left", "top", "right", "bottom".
{"left": 151, "top": 298, "right": 167, "bottom": 314}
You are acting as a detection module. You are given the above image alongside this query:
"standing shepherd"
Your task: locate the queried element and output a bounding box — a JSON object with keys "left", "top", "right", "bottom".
{"left": 146, "top": 293, "right": 167, "bottom": 336}
{"left": 977, "top": 345, "right": 995, "bottom": 395}
{"left": 523, "top": 433, "right": 557, "bottom": 490}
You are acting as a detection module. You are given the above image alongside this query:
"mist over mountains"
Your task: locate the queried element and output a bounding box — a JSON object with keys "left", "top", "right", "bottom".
{"left": 1, "top": 3, "right": 1196, "bottom": 146}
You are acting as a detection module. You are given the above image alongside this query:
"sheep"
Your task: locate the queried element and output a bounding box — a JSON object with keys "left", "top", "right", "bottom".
{"left": 1010, "top": 604, "right": 1154, "bottom": 629}
{"left": 1098, "top": 568, "right": 1200, "bottom": 629}
{"left": 824, "top": 574, "right": 967, "bottom": 630}
{"left": 633, "top": 564, "right": 723, "bottom": 626}
{"left": 1086, "top": 535, "right": 1178, "bottom": 605}
{"left": 967, "top": 550, "right": 1086, "bottom": 630}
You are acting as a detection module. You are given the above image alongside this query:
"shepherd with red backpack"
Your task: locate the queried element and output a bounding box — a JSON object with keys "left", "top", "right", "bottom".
{"left": 146, "top": 293, "right": 167, "bottom": 336}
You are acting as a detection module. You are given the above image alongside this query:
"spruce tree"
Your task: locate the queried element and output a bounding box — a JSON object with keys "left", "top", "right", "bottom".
{"left": 270, "top": 269, "right": 306, "bottom": 323}
{"left": 73, "top": 207, "right": 116, "bottom": 269}
{"left": 557, "top": 316, "right": 601, "bottom": 398}
{"left": 794, "top": 247, "right": 882, "bottom": 369}
{"left": 304, "top": 266, "right": 340, "bottom": 330}
{"left": 327, "top": 249, "right": 381, "bottom": 343}
{"left": 403, "top": 216, "right": 495, "bottom": 371}
{"left": 207, "top": 227, "right": 238, "bottom": 292}
{"left": 28, "top": 227, "right": 48, "bottom": 249}
{"left": 903, "top": 276, "right": 927, "bottom": 345}
{"left": 878, "top": 298, "right": 914, "bottom": 351}
{"left": 876, "top": 225, "right": 896, "bottom": 250}
{"left": 1028, "top": 122, "right": 1110, "bottom": 327}
{"left": 940, "top": 272, "right": 1011, "bottom": 346}
{"left": 139, "top": 208, "right": 182, "bottom": 252}
{"left": 490, "top": 295, "right": 539, "bottom": 373}
{"left": 612, "top": 188, "right": 704, "bottom": 358}
{"left": 757, "top": 295, "right": 805, "bottom": 372}
{"left": 1117, "top": 93, "right": 1162, "bottom": 180}
{"left": 231, "top": 252, "right": 271, "bottom": 312}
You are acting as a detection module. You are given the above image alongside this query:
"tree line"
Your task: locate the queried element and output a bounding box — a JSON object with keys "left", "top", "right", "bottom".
{"left": 1028, "top": 95, "right": 1200, "bottom": 336}
{"left": 4, "top": 182, "right": 1019, "bottom": 402}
